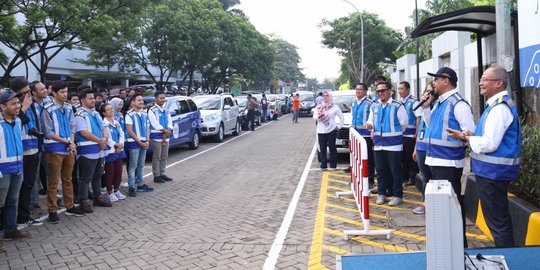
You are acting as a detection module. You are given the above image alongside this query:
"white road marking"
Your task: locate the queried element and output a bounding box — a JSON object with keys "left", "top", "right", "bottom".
{"left": 263, "top": 143, "right": 317, "bottom": 270}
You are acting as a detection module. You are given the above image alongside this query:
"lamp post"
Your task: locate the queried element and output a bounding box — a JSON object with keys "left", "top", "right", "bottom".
{"left": 341, "top": 0, "right": 364, "bottom": 83}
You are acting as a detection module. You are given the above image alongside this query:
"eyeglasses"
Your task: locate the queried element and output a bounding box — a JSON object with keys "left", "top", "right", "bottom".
{"left": 376, "top": 89, "right": 389, "bottom": 94}
{"left": 480, "top": 78, "right": 501, "bottom": 83}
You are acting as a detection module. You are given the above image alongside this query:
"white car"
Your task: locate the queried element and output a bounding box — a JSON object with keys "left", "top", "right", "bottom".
{"left": 192, "top": 94, "right": 241, "bottom": 142}
{"left": 315, "top": 90, "right": 357, "bottom": 157}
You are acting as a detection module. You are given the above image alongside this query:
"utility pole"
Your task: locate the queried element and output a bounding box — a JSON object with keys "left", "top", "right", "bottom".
{"left": 496, "top": 0, "right": 513, "bottom": 73}
{"left": 415, "top": 0, "right": 420, "bottom": 97}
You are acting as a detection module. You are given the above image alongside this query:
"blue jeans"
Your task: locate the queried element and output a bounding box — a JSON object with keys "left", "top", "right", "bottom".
{"left": 416, "top": 149, "right": 432, "bottom": 199}
{"left": 374, "top": 150, "right": 403, "bottom": 198}
{"left": 0, "top": 173, "right": 23, "bottom": 234}
{"left": 128, "top": 147, "right": 147, "bottom": 188}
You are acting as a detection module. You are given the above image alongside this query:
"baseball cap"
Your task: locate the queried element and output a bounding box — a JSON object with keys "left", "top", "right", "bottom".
{"left": 427, "top": 67, "right": 458, "bottom": 83}
{"left": 0, "top": 90, "right": 18, "bottom": 104}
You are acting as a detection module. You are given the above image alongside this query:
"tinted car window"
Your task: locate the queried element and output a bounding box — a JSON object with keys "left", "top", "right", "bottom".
{"left": 333, "top": 95, "right": 356, "bottom": 112}
{"left": 299, "top": 94, "right": 314, "bottom": 101}
{"left": 179, "top": 100, "right": 190, "bottom": 114}
{"left": 193, "top": 96, "right": 221, "bottom": 110}
{"left": 224, "top": 97, "right": 235, "bottom": 107}
{"left": 187, "top": 99, "right": 198, "bottom": 112}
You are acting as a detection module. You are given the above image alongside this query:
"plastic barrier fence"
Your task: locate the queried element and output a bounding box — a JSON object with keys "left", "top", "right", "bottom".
{"left": 336, "top": 128, "right": 392, "bottom": 240}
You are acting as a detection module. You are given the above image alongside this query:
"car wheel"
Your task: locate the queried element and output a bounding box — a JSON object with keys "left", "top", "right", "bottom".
{"left": 189, "top": 131, "right": 200, "bottom": 150}
{"left": 214, "top": 124, "right": 224, "bottom": 142}
{"left": 232, "top": 121, "right": 240, "bottom": 135}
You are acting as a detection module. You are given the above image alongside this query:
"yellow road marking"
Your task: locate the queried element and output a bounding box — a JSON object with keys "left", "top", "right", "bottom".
{"left": 326, "top": 214, "right": 426, "bottom": 241}
{"left": 324, "top": 228, "right": 410, "bottom": 252}
{"left": 327, "top": 172, "right": 349, "bottom": 178}
{"left": 326, "top": 203, "right": 387, "bottom": 219}
{"left": 328, "top": 179, "right": 350, "bottom": 185}
{"left": 308, "top": 172, "right": 329, "bottom": 269}
{"left": 327, "top": 186, "right": 350, "bottom": 192}
{"left": 404, "top": 189, "right": 422, "bottom": 196}
{"left": 466, "top": 232, "right": 491, "bottom": 241}
{"left": 329, "top": 195, "right": 410, "bottom": 211}
{"left": 322, "top": 244, "right": 351, "bottom": 255}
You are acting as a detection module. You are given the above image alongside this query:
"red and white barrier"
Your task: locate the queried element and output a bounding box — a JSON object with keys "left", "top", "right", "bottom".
{"left": 336, "top": 128, "right": 392, "bottom": 240}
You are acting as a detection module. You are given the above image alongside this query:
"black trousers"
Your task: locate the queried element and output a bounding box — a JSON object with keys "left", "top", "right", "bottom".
{"left": 402, "top": 137, "right": 419, "bottom": 181}
{"left": 247, "top": 109, "right": 255, "bottom": 130}
{"left": 476, "top": 175, "right": 514, "bottom": 247}
{"left": 17, "top": 152, "right": 40, "bottom": 222}
{"left": 318, "top": 130, "right": 337, "bottom": 169}
{"left": 429, "top": 165, "right": 467, "bottom": 248}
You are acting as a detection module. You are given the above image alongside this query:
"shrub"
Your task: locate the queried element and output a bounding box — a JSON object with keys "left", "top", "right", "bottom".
{"left": 509, "top": 123, "right": 540, "bottom": 208}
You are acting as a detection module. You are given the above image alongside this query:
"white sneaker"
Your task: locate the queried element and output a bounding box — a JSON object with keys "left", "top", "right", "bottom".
{"left": 114, "top": 191, "right": 126, "bottom": 200}
{"left": 412, "top": 204, "right": 425, "bottom": 214}
{"left": 388, "top": 197, "right": 403, "bottom": 206}
{"left": 108, "top": 193, "right": 119, "bottom": 203}
{"left": 327, "top": 168, "right": 336, "bottom": 171}
{"left": 120, "top": 182, "right": 129, "bottom": 187}
{"left": 376, "top": 195, "right": 386, "bottom": 205}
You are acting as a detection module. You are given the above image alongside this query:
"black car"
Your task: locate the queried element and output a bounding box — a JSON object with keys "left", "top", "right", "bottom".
{"left": 235, "top": 95, "right": 261, "bottom": 130}
{"left": 295, "top": 91, "right": 316, "bottom": 116}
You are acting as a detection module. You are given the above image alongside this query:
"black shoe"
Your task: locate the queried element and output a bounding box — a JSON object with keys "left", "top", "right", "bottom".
{"left": 405, "top": 179, "right": 415, "bottom": 186}
{"left": 65, "top": 207, "right": 86, "bottom": 217}
{"left": 161, "top": 175, "right": 173, "bottom": 182}
{"left": 137, "top": 184, "right": 154, "bottom": 192}
{"left": 153, "top": 176, "right": 165, "bottom": 183}
{"left": 128, "top": 187, "right": 137, "bottom": 197}
{"left": 38, "top": 189, "right": 46, "bottom": 195}
{"left": 48, "top": 212, "right": 59, "bottom": 224}
{"left": 17, "top": 218, "right": 43, "bottom": 226}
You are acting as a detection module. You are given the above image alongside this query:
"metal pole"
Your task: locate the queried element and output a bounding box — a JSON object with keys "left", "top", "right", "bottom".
{"left": 341, "top": 0, "right": 364, "bottom": 83}
{"left": 415, "top": 0, "right": 420, "bottom": 97}
{"left": 495, "top": 0, "right": 512, "bottom": 71}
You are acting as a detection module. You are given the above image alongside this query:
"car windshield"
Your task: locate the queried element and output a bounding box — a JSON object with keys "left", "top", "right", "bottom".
{"left": 236, "top": 96, "right": 247, "bottom": 107}
{"left": 333, "top": 94, "right": 356, "bottom": 112}
{"left": 267, "top": 95, "right": 278, "bottom": 102}
{"left": 193, "top": 96, "right": 221, "bottom": 110}
{"left": 299, "top": 94, "right": 314, "bottom": 102}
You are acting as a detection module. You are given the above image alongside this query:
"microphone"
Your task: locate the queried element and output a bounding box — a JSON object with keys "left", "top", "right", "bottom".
{"left": 413, "top": 90, "right": 434, "bottom": 111}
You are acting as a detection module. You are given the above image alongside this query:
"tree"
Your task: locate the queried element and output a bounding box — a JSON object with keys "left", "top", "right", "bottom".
{"left": 321, "top": 12, "right": 402, "bottom": 86}
{"left": 269, "top": 36, "right": 305, "bottom": 84}
{"left": 218, "top": 0, "right": 245, "bottom": 17}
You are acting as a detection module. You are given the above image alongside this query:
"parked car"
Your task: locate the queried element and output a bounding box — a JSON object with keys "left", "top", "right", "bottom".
{"left": 294, "top": 91, "right": 316, "bottom": 116}
{"left": 143, "top": 96, "right": 201, "bottom": 152}
{"left": 277, "top": 94, "right": 290, "bottom": 114}
{"left": 315, "top": 90, "right": 357, "bottom": 158}
{"left": 192, "top": 94, "right": 240, "bottom": 142}
{"left": 235, "top": 95, "right": 261, "bottom": 130}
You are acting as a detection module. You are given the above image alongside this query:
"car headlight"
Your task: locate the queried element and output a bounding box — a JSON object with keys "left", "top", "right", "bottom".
{"left": 203, "top": 113, "right": 219, "bottom": 122}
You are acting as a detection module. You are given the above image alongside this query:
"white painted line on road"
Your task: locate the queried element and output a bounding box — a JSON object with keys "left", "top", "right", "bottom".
{"left": 263, "top": 143, "right": 317, "bottom": 270}
{"left": 143, "top": 120, "right": 277, "bottom": 178}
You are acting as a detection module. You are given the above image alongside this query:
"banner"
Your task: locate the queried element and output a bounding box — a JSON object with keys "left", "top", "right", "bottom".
{"left": 518, "top": 0, "right": 540, "bottom": 88}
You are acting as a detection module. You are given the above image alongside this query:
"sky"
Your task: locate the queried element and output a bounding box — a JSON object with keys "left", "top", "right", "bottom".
{"left": 238, "top": 0, "right": 426, "bottom": 82}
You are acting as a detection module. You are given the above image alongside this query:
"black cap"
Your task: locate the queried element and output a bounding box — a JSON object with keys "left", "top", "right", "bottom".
{"left": 0, "top": 90, "right": 18, "bottom": 104}
{"left": 427, "top": 67, "right": 458, "bottom": 83}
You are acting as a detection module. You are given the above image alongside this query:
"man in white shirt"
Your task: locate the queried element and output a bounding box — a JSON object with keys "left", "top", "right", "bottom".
{"left": 420, "top": 67, "right": 475, "bottom": 247}
{"left": 148, "top": 91, "right": 173, "bottom": 183}
{"left": 366, "top": 82, "right": 408, "bottom": 206}
{"left": 447, "top": 66, "right": 519, "bottom": 247}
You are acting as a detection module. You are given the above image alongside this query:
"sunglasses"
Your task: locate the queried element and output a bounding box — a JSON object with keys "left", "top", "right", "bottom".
{"left": 376, "top": 89, "right": 389, "bottom": 94}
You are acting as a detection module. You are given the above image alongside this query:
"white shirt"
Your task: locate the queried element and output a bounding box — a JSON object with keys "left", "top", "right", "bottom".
{"left": 421, "top": 89, "right": 476, "bottom": 168}
{"left": 148, "top": 104, "right": 173, "bottom": 129}
{"left": 468, "top": 91, "right": 513, "bottom": 155}
{"left": 366, "top": 97, "right": 408, "bottom": 151}
{"left": 313, "top": 105, "right": 344, "bottom": 134}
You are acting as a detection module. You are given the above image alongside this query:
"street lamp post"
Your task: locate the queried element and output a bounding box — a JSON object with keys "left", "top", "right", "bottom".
{"left": 341, "top": 0, "right": 364, "bottom": 83}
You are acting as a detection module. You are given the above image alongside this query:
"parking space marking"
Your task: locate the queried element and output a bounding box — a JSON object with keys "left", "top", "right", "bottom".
{"left": 324, "top": 228, "right": 410, "bottom": 252}
{"left": 322, "top": 244, "right": 351, "bottom": 255}
{"left": 328, "top": 195, "right": 410, "bottom": 211}
{"left": 308, "top": 171, "right": 330, "bottom": 270}
{"left": 263, "top": 143, "right": 317, "bottom": 270}
{"left": 326, "top": 203, "right": 388, "bottom": 220}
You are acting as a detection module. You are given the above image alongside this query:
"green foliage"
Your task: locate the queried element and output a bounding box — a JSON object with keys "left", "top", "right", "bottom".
{"left": 509, "top": 123, "right": 540, "bottom": 208}
{"left": 269, "top": 36, "right": 304, "bottom": 83}
{"left": 320, "top": 12, "right": 402, "bottom": 86}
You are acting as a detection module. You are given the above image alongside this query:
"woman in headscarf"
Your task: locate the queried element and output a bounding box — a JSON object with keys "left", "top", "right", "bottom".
{"left": 313, "top": 91, "right": 344, "bottom": 171}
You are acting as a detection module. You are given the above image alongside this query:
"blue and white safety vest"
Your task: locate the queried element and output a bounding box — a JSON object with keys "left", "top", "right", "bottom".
{"left": 471, "top": 95, "right": 520, "bottom": 180}
{"left": 402, "top": 95, "right": 418, "bottom": 137}
{"left": 371, "top": 101, "right": 403, "bottom": 147}
{"left": 105, "top": 119, "right": 126, "bottom": 163}
{"left": 352, "top": 97, "right": 373, "bottom": 136}
{"left": 75, "top": 108, "right": 104, "bottom": 155}
{"left": 425, "top": 93, "right": 470, "bottom": 160}
{"left": 415, "top": 119, "right": 428, "bottom": 152}
{"left": 125, "top": 109, "right": 148, "bottom": 150}
{"left": 148, "top": 105, "right": 170, "bottom": 141}
{"left": 0, "top": 117, "right": 23, "bottom": 175}
{"left": 43, "top": 102, "right": 74, "bottom": 153}
{"left": 21, "top": 105, "right": 39, "bottom": 155}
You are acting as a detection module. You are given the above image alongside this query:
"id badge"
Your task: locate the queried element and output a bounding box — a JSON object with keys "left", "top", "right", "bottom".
{"left": 419, "top": 129, "right": 425, "bottom": 140}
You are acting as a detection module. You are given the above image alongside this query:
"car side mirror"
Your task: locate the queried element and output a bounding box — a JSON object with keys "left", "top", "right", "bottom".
{"left": 170, "top": 109, "right": 179, "bottom": 116}
{"left": 224, "top": 105, "right": 231, "bottom": 110}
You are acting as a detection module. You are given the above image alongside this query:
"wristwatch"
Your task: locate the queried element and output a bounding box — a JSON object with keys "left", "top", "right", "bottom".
{"left": 460, "top": 133, "right": 467, "bottom": 142}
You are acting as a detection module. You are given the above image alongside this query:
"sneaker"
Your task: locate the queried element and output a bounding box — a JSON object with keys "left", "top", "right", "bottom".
{"left": 80, "top": 199, "right": 94, "bottom": 213}
{"left": 412, "top": 204, "right": 426, "bottom": 215}
{"left": 4, "top": 229, "right": 32, "bottom": 241}
{"left": 319, "top": 168, "right": 327, "bottom": 171}
{"left": 17, "top": 218, "right": 43, "bottom": 226}
{"left": 153, "top": 176, "right": 165, "bottom": 183}
{"left": 108, "top": 193, "right": 119, "bottom": 202}
{"left": 94, "top": 196, "right": 112, "bottom": 207}
{"left": 137, "top": 184, "right": 154, "bottom": 192}
{"left": 48, "top": 212, "right": 59, "bottom": 223}
{"left": 405, "top": 179, "right": 415, "bottom": 186}
{"left": 328, "top": 168, "right": 336, "bottom": 171}
{"left": 120, "top": 182, "right": 129, "bottom": 187}
{"left": 161, "top": 175, "right": 173, "bottom": 181}
{"left": 128, "top": 187, "right": 137, "bottom": 197}
{"left": 114, "top": 190, "right": 126, "bottom": 200}
{"left": 65, "top": 207, "right": 86, "bottom": 217}
{"left": 388, "top": 197, "right": 403, "bottom": 206}
{"left": 376, "top": 195, "right": 386, "bottom": 205}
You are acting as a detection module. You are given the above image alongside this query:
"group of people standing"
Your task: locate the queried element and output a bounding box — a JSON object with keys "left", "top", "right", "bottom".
{"left": 314, "top": 66, "right": 520, "bottom": 248}
{"left": 0, "top": 78, "right": 174, "bottom": 252}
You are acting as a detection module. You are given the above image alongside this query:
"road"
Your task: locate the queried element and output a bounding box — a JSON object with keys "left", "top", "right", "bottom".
{"left": 0, "top": 114, "right": 493, "bottom": 270}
